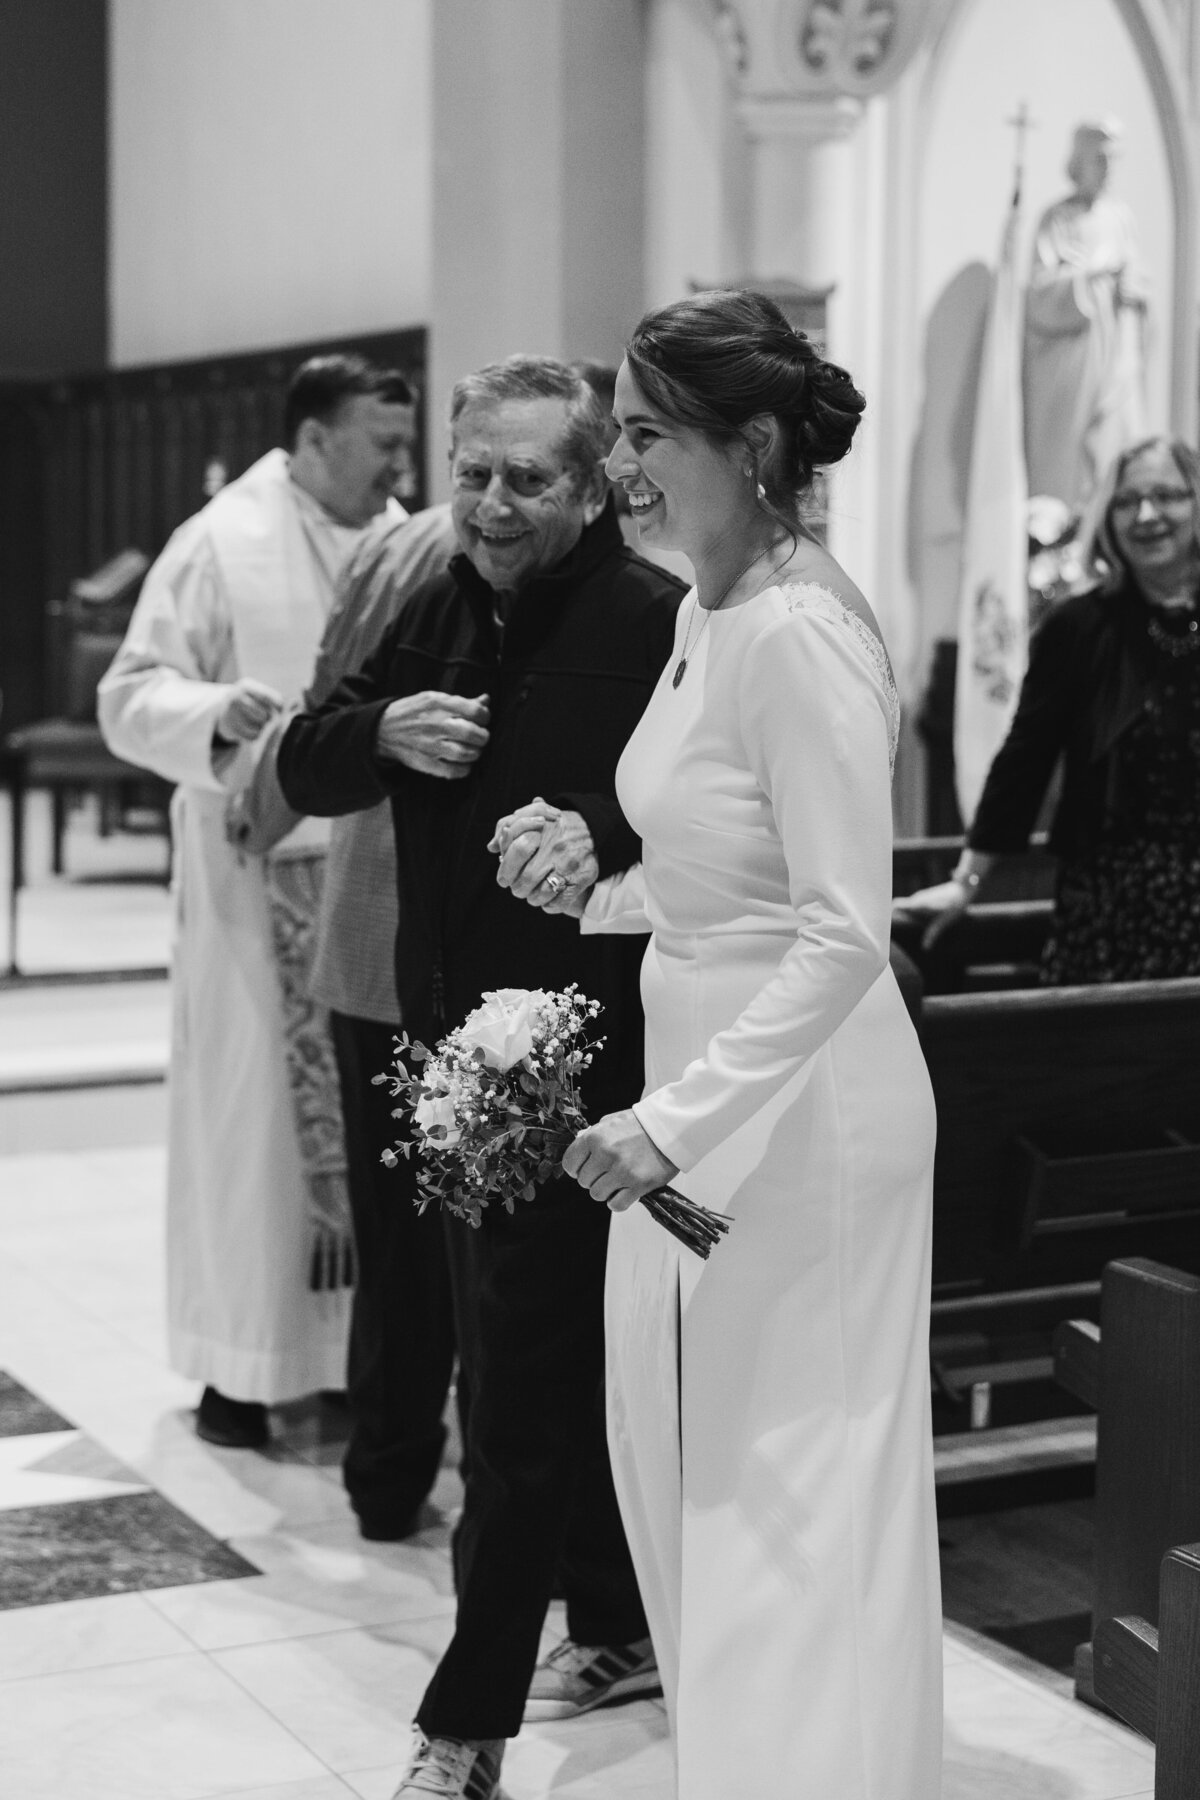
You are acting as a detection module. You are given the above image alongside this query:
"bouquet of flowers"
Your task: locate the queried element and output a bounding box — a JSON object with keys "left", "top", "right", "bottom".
{"left": 377, "top": 985, "right": 730, "bottom": 1259}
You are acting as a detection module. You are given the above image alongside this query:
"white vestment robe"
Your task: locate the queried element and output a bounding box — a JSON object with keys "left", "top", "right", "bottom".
{"left": 99, "top": 450, "right": 381, "bottom": 1402}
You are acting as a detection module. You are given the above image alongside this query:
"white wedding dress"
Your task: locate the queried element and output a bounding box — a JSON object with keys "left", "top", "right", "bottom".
{"left": 581, "top": 581, "right": 942, "bottom": 1799}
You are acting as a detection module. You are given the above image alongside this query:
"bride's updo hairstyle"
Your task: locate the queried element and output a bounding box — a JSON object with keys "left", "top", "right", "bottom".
{"left": 624, "top": 289, "right": 866, "bottom": 538}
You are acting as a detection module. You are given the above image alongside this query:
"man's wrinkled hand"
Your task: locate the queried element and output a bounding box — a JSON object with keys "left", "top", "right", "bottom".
{"left": 376, "top": 691, "right": 490, "bottom": 779}
{"left": 563, "top": 1110, "right": 678, "bottom": 1212}
{"left": 495, "top": 808, "right": 599, "bottom": 911}
{"left": 217, "top": 678, "right": 284, "bottom": 743}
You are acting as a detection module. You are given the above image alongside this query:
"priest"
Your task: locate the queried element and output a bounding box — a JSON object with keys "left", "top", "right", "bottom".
{"left": 98, "top": 354, "right": 414, "bottom": 1448}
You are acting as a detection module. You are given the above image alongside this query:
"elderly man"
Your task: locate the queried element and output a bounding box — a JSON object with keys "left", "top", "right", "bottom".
{"left": 277, "top": 357, "right": 685, "bottom": 1800}
{"left": 98, "top": 354, "right": 414, "bottom": 1450}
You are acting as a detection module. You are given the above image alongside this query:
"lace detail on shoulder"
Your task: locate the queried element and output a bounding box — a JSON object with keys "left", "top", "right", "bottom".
{"left": 776, "top": 580, "right": 901, "bottom": 772}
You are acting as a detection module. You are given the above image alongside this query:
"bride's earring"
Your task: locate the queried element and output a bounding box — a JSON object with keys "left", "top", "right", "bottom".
{"left": 744, "top": 461, "right": 767, "bottom": 503}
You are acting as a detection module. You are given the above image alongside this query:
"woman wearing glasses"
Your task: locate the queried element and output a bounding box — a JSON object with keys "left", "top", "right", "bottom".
{"left": 897, "top": 435, "right": 1200, "bottom": 982}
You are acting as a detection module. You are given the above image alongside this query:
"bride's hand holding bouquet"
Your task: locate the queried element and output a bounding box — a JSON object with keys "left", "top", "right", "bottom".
{"left": 379, "top": 985, "right": 730, "bottom": 1258}
{"left": 562, "top": 1109, "right": 677, "bottom": 1213}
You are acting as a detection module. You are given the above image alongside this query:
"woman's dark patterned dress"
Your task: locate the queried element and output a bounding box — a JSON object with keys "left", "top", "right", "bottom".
{"left": 1042, "top": 612, "right": 1200, "bottom": 983}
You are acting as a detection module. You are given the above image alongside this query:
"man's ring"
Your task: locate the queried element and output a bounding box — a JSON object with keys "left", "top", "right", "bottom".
{"left": 545, "top": 873, "right": 566, "bottom": 895}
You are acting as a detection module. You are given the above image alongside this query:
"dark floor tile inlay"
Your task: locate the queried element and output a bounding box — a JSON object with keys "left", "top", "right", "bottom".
{"left": 0, "top": 1491, "right": 259, "bottom": 1610}
{"left": 0, "top": 1371, "right": 73, "bottom": 1438}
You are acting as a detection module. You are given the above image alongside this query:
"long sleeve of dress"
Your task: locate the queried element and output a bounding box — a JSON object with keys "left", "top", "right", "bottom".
{"left": 580, "top": 863, "right": 652, "bottom": 935}
{"left": 97, "top": 522, "right": 239, "bottom": 791}
{"left": 633, "top": 611, "right": 894, "bottom": 1172}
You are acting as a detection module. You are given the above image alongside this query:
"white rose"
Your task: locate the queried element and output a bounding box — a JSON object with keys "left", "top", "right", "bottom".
{"left": 459, "top": 988, "right": 543, "bottom": 1071}
{"left": 414, "top": 1089, "right": 462, "bottom": 1146}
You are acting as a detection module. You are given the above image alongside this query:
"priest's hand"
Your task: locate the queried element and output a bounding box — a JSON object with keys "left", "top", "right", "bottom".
{"left": 376, "top": 691, "right": 490, "bottom": 779}
{"left": 490, "top": 800, "right": 599, "bottom": 914}
{"left": 564, "top": 1111, "right": 678, "bottom": 1212}
{"left": 217, "top": 678, "right": 284, "bottom": 743}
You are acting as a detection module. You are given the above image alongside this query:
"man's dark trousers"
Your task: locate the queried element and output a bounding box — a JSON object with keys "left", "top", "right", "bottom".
{"left": 415, "top": 1179, "right": 648, "bottom": 1742}
{"left": 330, "top": 1011, "right": 457, "bottom": 1531}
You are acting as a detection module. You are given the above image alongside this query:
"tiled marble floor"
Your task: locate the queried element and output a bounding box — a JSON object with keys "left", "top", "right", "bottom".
{"left": 0, "top": 1134, "right": 1158, "bottom": 1799}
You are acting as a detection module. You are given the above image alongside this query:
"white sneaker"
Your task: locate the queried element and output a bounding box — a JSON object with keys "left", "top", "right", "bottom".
{"left": 390, "top": 1732, "right": 503, "bottom": 1799}
{"left": 523, "top": 1635, "right": 661, "bottom": 1721}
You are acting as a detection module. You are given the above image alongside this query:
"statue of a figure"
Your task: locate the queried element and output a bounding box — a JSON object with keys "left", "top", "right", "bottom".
{"left": 1023, "top": 120, "right": 1148, "bottom": 511}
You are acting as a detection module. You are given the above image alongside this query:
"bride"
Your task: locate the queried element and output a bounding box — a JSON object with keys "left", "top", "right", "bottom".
{"left": 498, "top": 289, "right": 942, "bottom": 1798}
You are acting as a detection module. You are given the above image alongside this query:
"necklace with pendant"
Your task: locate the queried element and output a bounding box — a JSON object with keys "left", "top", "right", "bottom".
{"left": 1146, "top": 608, "right": 1200, "bottom": 658}
{"left": 672, "top": 544, "right": 780, "bottom": 689}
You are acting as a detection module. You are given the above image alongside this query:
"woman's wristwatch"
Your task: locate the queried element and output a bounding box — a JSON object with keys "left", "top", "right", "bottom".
{"left": 950, "top": 866, "right": 982, "bottom": 895}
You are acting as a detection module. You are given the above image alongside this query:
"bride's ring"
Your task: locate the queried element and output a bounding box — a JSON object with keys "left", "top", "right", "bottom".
{"left": 545, "top": 872, "right": 566, "bottom": 895}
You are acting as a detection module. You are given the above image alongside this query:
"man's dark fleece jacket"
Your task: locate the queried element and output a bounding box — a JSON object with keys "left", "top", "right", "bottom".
{"left": 277, "top": 504, "right": 685, "bottom": 1118}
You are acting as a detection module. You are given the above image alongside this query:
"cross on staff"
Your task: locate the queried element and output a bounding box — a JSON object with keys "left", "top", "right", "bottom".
{"left": 1007, "top": 101, "right": 1035, "bottom": 208}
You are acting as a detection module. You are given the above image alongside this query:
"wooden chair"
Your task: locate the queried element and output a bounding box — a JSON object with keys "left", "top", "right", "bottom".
{"left": 1, "top": 721, "right": 172, "bottom": 977}
{"left": 1, "top": 553, "right": 170, "bottom": 976}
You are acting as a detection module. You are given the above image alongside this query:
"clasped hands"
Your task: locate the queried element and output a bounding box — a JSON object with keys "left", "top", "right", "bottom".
{"left": 487, "top": 797, "right": 599, "bottom": 916}
{"left": 488, "top": 798, "right": 675, "bottom": 1207}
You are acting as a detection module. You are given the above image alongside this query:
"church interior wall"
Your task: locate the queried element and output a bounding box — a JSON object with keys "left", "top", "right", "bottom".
{"left": 910, "top": 0, "right": 1175, "bottom": 665}
{"left": 108, "top": 0, "right": 433, "bottom": 367}
{"left": 0, "top": 0, "right": 108, "bottom": 377}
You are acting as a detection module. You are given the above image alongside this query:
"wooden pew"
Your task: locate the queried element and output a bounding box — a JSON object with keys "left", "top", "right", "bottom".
{"left": 1092, "top": 1544, "right": 1200, "bottom": 1798}
{"left": 892, "top": 899, "right": 1053, "bottom": 993}
{"left": 892, "top": 834, "right": 1056, "bottom": 993}
{"left": 1054, "top": 1260, "right": 1200, "bottom": 1684}
{"left": 922, "top": 984, "right": 1200, "bottom": 1401}
{"left": 1055, "top": 1260, "right": 1200, "bottom": 1793}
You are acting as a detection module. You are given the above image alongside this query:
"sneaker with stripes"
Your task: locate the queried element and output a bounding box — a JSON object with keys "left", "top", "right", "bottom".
{"left": 523, "top": 1634, "right": 661, "bottom": 1721}
{"left": 390, "top": 1732, "right": 503, "bottom": 1799}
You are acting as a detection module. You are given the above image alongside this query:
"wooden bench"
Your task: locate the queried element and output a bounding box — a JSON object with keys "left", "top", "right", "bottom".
{"left": 1054, "top": 1258, "right": 1200, "bottom": 1795}
{"left": 892, "top": 898, "right": 1053, "bottom": 993}
{"left": 921, "top": 983, "right": 1200, "bottom": 1406}
{"left": 892, "top": 833, "right": 1056, "bottom": 993}
{"left": 1054, "top": 1260, "right": 1200, "bottom": 1671}
{"left": 1092, "top": 1544, "right": 1200, "bottom": 1799}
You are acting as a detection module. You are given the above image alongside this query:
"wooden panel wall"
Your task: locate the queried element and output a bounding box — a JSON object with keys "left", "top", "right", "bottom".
{"left": 0, "top": 0, "right": 108, "bottom": 379}
{"left": 0, "top": 328, "right": 427, "bottom": 727}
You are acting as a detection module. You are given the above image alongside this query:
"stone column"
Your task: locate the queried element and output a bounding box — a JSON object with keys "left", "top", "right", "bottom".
{"left": 428, "top": 0, "right": 646, "bottom": 499}
{"left": 711, "top": 0, "right": 939, "bottom": 318}
{"left": 737, "top": 94, "right": 861, "bottom": 298}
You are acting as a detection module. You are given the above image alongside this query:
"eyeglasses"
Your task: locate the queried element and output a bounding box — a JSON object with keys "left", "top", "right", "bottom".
{"left": 1110, "top": 486, "right": 1194, "bottom": 517}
